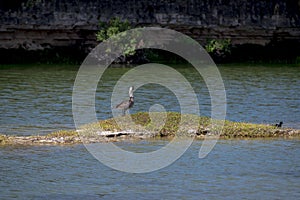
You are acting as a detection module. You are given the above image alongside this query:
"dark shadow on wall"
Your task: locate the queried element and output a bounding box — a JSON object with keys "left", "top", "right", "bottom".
{"left": 0, "top": 47, "right": 86, "bottom": 64}
{"left": 229, "top": 40, "right": 300, "bottom": 63}
{"left": 1, "top": 40, "right": 299, "bottom": 65}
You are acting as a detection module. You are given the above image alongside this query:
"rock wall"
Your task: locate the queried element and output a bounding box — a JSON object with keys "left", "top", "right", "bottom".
{"left": 1, "top": 0, "right": 300, "bottom": 62}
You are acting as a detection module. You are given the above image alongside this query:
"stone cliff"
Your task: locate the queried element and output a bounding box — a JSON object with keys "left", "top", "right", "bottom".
{"left": 1, "top": 0, "right": 300, "bottom": 63}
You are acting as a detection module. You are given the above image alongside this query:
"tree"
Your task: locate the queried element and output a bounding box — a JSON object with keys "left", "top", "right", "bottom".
{"left": 205, "top": 39, "right": 232, "bottom": 61}
{"left": 96, "top": 17, "right": 139, "bottom": 63}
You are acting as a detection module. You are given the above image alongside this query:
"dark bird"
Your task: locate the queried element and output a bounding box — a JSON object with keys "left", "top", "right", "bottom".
{"left": 116, "top": 86, "right": 134, "bottom": 115}
{"left": 275, "top": 121, "right": 283, "bottom": 128}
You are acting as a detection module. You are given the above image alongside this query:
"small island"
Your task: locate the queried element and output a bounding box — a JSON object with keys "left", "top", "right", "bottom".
{"left": 1, "top": 112, "right": 299, "bottom": 146}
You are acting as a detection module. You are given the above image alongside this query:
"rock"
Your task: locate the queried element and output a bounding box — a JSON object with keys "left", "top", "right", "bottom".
{"left": 0, "top": 0, "right": 299, "bottom": 56}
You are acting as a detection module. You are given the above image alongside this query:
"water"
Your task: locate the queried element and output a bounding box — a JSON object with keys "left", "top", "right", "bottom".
{"left": 0, "top": 64, "right": 299, "bottom": 135}
{"left": 0, "top": 65, "right": 77, "bottom": 135}
{"left": 1, "top": 140, "right": 300, "bottom": 199}
{"left": 0, "top": 64, "right": 300, "bottom": 199}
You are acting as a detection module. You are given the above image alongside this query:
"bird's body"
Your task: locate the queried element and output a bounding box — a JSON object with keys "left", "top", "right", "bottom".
{"left": 275, "top": 121, "right": 283, "bottom": 128}
{"left": 116, "top": 97, "right": 134, "bottom": 110}
{"left": 116, "top": 86, "right": 134, "bottom": 115}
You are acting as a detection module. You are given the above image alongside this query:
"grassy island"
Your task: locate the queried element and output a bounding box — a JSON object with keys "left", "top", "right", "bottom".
{"left": 0, "top": 112, "right": 299, "bottom": 146}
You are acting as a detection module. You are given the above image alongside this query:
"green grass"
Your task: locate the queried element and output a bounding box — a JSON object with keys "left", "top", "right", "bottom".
{"left": 0, "top": 112, "right": 299, "bottom": 146}
{"left": 75, "top": 112, "right": 298, "bottom": 138}
{"left": 46, "top": 130, "right": 78, "bottom": 138}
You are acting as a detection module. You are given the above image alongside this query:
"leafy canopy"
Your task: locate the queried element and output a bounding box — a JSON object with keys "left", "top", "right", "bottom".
{"left": 205, "top": 39, "right": 231, "bottom": 56}
{"left": 96, "top": 17, "right": 131, "bottom": 42}
{"left": 96, "top": 17, "right": 136, "bottom": 57}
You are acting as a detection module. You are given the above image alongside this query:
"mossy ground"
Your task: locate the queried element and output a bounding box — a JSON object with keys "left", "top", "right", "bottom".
{"left": 47, "top": 130, "right": 78, "bottom": 138}
{"left": 92, "top": 112, "right": 298, "bottom": 138}
{"left": 0, "top": 112, "right": 299, "bottom": 145}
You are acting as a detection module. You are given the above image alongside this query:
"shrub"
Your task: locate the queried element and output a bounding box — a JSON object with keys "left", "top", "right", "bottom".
{"left": 96, "top": 17, "right": 137, "bottom": 60}
{"left": 205, "top": 39, "right": 231, "bottom": 59}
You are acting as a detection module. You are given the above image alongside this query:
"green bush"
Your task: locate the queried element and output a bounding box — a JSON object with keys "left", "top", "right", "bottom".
{"left": 96, "top": 17, "right": 136, "bottom": 58}
{"left": 205, "top": 39, "right": 231, "bottom": 58}
{"left": 96, "top": 17, "right": 131, "bottom": 41}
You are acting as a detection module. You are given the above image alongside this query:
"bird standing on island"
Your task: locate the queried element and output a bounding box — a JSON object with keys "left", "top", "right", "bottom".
{"left": 116, "top": 86, "right": 134, "bottom": 115}
{"left": 275, "top": 121, "right": 283, "bottom": 128}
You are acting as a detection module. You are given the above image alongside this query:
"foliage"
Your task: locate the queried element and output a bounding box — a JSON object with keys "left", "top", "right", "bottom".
{"left": 25, "top": 0, "right": 42, "bottom": 7}
{"left": 205, "top": 39, "right": 231, "bottom": 58}
{"left": 96, "top": 17, "right": 137, "bottom": 59}
{"left": 96, "top": 17, "right": 131, "bottom": 41}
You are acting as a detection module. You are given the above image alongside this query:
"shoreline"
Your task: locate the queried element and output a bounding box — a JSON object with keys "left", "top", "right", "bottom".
{"left": 1, "top": 130, "right": 300, "bottom": 146}
{"left": 1, "top": 112, "right": 299, "bottom": 146}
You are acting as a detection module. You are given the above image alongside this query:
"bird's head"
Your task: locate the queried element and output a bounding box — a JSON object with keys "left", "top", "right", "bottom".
{"left": 129, "top": 86, "right": 134, "bottom": 97}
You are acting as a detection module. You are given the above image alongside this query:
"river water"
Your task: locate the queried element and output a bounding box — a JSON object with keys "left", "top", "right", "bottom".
{"left": 0, "top": 64, "right": 299, "bottom": 199}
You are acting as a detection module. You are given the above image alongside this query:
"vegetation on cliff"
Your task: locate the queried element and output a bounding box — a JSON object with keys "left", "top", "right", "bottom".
{"left": 1, "top": 0, "right": 300, "bottom": 64}
{"left": 205, "top": 39, "right": 232, "bottom": 62}
{"left": 96, "top": 17, "right": 147, "bottom": 64}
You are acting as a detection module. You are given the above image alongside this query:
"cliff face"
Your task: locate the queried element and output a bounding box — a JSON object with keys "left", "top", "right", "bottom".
{"left": 1, "top": 0, "right": 300, "bottom": 62}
